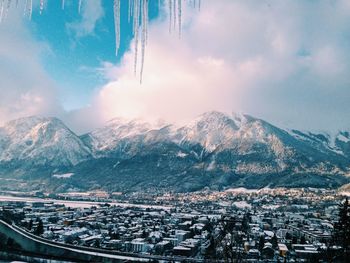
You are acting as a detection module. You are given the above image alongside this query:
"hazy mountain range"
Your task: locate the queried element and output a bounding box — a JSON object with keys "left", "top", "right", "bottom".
{"left": 0, "top": 111, "right": 349, "bottom": 193}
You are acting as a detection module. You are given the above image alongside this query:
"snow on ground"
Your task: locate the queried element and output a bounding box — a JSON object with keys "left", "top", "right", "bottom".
{"left": 176, "top": 151, "right": 188, "bottom": 158}
{"left": 52, "top": 173, "right": 74, "bottom": 179}
{"left": 233, "top": 201, "right": 252, "bottom": 209}
{"left": 337, "top": 134, "right": 350, "bottom": 143}
{"left": 225, "top": 187, "right": 257, "bottom": 194}
{"left": 262, "top": 204, "right": 281, "bottom": 210}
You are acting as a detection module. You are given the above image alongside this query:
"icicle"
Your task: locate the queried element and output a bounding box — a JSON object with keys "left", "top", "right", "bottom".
{"left": 0, "top": 0, "right": 4, "bottom": 24}
{"left": 128, "top": 0, "right": 133, "bottom": 23}
{"left": 133, "top": 0, "right": 138, "bottom": 36}
{"left": 15, "top": 0, "right": 18, "bottom": 8}
{"left": 3, "top": 0, "right": 12, "bottom": 20}
{"left": 133, "top": 0, "right": 140, "bottom": 75}
{"left": 113, "top": 0, "right": 121, "bottom": 56}
{"left": 40, "top": 0, "right": 44, "bottom": 15}
{"left": 61, "top": 0, "right": 65, "bottom": 10}
{"left": 78, "top": 0, "right": 82, "bottom": 14}
{"left": 144, "top": 0, "right": 148, "bottom": 44}
{"left": 178, "top": 0, "right": 181, "bottom": 38}
{"left": 173, "top": 0, "right": 176, "bottom": 31}
{"left": 140, "top": 0, "right": 148, "bottom": 83}
{"left": 168, "top": 0, "right": 172, "bottom": 33}
{"left": 198, "top": 0, "right": 201, "bottom": 11}
{"left": 128, "top": 0, "right": 131, "bottom": 22}
{"left": 28, "top": 0, "right": 32, "bottom": 19}
{"left": 23, "top": 0, "right": 27, "bottom": 16}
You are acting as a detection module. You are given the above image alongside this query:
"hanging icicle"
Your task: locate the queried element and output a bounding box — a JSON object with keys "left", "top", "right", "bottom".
{"left": 28, "top": 0, "right": 32, "bottom": 19}
{"left": 128, "top": 0, "right": 133, "bottom": 23}
{"left": 140, "top": 0, "right": 148, "bottom": 83}
{"left": 113, "top": 0, "right": 121, "bottom": 56}
{"left": 168, "top": 0, "right": 172, "bottom": 33}
{"left": 4, "top": 0, "right": 12, "bottom": 19}
{"left": 133, "top": 0, "right": 140, "bottom": 75}
{"left": 23, "top": 0, "right": 27, "bottom": 15}
{"left": 173, "top": 0, "right": 176, "bottom": 31}
{"left": 40, "top": 0, "right": 44, "bottom": 15}
{"left": 0, "top": 0, "right": 4, "bottom": 24}
{"left": 61, "top": 0, "right": 65, "bottom": 10}
{"left": 78, "top": 0, "right": 82, "bottom": 14}
{"left": 178, "top": 0, "right": 181, "bottom": 38}
{"left": 144, "top": 0, "right": 148, "bottom": 45}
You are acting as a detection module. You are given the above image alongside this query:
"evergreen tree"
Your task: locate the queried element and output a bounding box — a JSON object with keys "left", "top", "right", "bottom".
{"left": 285, "top": 232, "right": 292, "bottom": 240}
{"left": 271, "top": 233, "right": 278, "bottom": 248}
{"left": 242, "top": 213, "right": 250, "bottom": 233}
{"left": 28, "top": 219, "right": 33, "bottom": 231}
{"left": 35, "top": 218, "right": 44, "bottom": 236}
{"left": 258, "top": 235, "right": 265, "bottom": 252}
{"left": 333, "top": 197, "right": 350, "bottom": 255}
{"left": 93, "top": 239, "right": 100, "bottom": 248}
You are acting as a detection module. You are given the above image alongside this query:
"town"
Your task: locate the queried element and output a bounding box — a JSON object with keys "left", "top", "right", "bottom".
{"left": 0, "top": 187, "right": 348, "bottom": 262}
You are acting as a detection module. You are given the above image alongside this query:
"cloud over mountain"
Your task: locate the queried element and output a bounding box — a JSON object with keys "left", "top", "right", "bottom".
{"left": 1, "top": 1, "right": 349, "bottom": 134}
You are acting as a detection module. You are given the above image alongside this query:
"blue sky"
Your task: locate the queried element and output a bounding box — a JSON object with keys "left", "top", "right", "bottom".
{"left": 0, "top": 0, "right": 350, "bottom": 133}
{"left": 27, "top": 0, "right": 160, "bottom": 110}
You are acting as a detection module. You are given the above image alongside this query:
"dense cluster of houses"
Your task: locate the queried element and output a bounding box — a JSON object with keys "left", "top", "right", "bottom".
{"left": 0, "top": 187, "right": 346, "bottom": 261}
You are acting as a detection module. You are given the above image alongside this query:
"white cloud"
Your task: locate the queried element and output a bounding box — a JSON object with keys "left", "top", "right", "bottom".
{"left": 0, "top": 10, "right": 62, "bottom": 126}
{"left": 1, "top": 1, "right": 349, "bottom": 134}
{"left": 66, "top": 0, "right": 104, "bottom": 38}
{"left": 84, "top": 0, "right": 350, "bottom": 132}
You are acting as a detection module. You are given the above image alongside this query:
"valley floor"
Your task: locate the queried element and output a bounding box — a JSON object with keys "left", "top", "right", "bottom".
{"left": 0, "top": 187, "right": 348, "bottom": 262}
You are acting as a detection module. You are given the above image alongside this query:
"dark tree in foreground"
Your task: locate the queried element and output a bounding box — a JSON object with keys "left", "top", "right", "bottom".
{"left": 333, "top": 197, "right": 350, "bottom": 256}
{"left": 258, "top": 235, "right": 265, "bottom": 252}
{"left": 271, "top": 234, "right": 278, "bottom": 248}
{"left": 35, "top": 218, "right": 44, "bottom": 236}
{"left": 0, "top": 209, "right": 24, "bottom": 224}
{"left": 28, "top": 219, "right": 33, "bottom": 231}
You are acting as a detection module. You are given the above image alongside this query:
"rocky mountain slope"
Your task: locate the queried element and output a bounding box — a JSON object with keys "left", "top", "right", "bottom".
{"left": 0, "top": 112, "right": 349, "bottom": 192}
{"left": 0, "top": 116, "right": 91, "bottom": 168}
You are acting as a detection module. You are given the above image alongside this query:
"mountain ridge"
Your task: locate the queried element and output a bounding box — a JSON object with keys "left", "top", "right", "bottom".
{"left": 0, "top": 111, "right": 349, "bottom": 193}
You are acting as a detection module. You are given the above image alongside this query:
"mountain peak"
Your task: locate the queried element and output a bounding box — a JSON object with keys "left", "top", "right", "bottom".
{"left": 4, "top": 115, "right": 60, "bottom": 128}
{"left": 0, "top": 115, "right": 91, "bottom": 167}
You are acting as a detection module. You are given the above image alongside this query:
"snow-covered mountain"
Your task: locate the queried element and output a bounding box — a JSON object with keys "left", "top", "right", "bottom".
{"left": 0, "top": 112, "right": 349, "bottom": 192}
{"left": 0, "top": 116, "right": 91, "bottom": 167}
{"left": 81, "top": 117, "right": 169, "bottom": 157}
{"left": 335, "top": 131, "right": 350, "bottom": 158}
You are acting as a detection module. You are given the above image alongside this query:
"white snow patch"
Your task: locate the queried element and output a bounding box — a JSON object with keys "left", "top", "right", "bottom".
{"left": 225, "top": 187, "right": 257, "bottom": 194}
{"left": 337, "top": 134, "right": 350, "bottom": 143}
{"left": 329, "top": 148, "right": 345, "bottom": 155}
{"left": 233, "top": 201, "right": 252, "bottom": 209}
{"left": 262, "top": 204, "right": 281, "bottom": 210}
{"left": 52, "top": 173, "right": 74, "bottom": 179}
{"left": 176, "top": 151, "right": 187, "bottom": 158}
{"left": 206, "top": 159, "right": 215, "bottom": 171}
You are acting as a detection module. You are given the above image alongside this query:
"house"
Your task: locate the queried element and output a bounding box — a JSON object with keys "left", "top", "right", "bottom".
{"left": 173, "top": 246, "right": 192, "bottom": 257}
{"left": 292, "top": 244, "right": 320, "bottom": 259}
{"left": 131, "top": 238, "right": 148, "bottom": 253}
{"left": 278, "top": 243, "right": 288, "bottom": 257}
